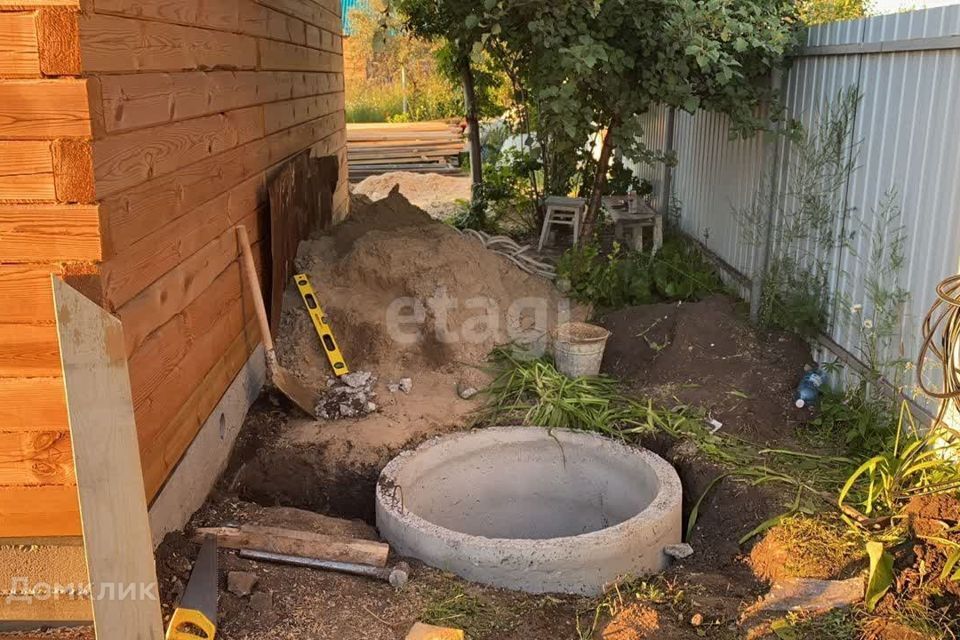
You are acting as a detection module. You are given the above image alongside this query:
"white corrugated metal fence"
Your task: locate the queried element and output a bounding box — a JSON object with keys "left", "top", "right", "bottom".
{"left": 636, "top": 5, "right": 960, "bottom": 408}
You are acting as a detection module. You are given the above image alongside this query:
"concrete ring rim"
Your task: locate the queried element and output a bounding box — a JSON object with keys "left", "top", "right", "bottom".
{"left": 375, "top": 426, "right": 683, "bottom": 551}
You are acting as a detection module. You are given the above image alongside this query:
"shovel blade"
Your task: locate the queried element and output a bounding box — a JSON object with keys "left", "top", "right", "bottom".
{"left": 271, "top": 366, "right": 318, "bottom": 418}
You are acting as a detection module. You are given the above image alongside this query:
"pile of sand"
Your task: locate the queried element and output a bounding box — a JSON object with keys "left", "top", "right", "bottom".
{"left": 276, "top": 188, "right": 580, "bottom": 386}
{"left": 351, "top": 171, "right": 472, "bottom": 220}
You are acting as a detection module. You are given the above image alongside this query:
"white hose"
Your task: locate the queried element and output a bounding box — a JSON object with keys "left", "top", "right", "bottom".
{"left": 458, "top": 228, "right": 557, "bottom": 279}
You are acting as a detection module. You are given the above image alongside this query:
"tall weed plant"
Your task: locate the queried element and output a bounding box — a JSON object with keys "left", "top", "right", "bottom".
{"left": 738, "top": 87, "right": 861, "bottom": 337}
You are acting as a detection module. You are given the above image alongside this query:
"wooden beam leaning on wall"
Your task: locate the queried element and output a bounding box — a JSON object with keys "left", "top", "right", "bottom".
{"left": 52, "top": 278, "right": 164, "bottom": 639}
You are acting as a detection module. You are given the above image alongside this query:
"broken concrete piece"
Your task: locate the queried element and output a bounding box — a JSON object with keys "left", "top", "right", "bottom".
{"left": 398, "top": 377, "right": 413, "bottom": 393}
{"left": 342, "top": 371, "right": 372, "bottom": 388}
{"left": 405, "top": 622, "right": 465, "bottom": 640}
{"left": 664, "top": 543, "right": 694, "bottom": 560}
{"left": 457, "top": 384, "right": 478, "bottom": 400}
{"left": 387, "top": 383, "right": 400, "bottom": 393}
{"left": 751, "top": 577, "right": 864, "bottom": 614}
{"left": 316, "top": 371, "right": 378, "bottom": 420}
{"left": 227, "top": 571, "right": 258, "bottom": 597}
{"left": 249, "top": 590, "right": 273, "bottom": 614}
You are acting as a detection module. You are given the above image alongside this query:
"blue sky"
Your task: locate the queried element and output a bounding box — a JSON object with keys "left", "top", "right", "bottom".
{"left": 871, "top": 0, "right": 958, "bottom": 14}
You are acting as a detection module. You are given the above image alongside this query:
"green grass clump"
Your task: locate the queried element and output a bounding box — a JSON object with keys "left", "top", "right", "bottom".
{"left": 769, "top": 609, "right": 859, "bottom": 639}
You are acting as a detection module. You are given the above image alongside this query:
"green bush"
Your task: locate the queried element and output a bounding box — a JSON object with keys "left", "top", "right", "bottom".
{"left": 452, "top": 150, "right": 539, "bottom": 235}
{"left": 556, "top": 236, "right": 723, "bottom": 309}
{"left": 806, "top": 386, "right": 899, "bottom": 458}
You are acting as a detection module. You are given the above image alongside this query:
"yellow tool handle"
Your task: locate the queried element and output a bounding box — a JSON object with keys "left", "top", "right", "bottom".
{"left": 165, "top": 608, "right": 216, "bottom": 640}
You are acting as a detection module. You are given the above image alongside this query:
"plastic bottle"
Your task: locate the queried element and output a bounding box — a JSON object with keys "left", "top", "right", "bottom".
{"left": 794, "top": 368, "right": 824, "bottom": 408}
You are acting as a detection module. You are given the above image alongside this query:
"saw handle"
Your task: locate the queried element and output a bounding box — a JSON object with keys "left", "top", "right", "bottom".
{"left": 236, "top": 225, "right": 275, "bottom": 353}
{"left": 165, "top": 608, "right": 216, "bottom": 640}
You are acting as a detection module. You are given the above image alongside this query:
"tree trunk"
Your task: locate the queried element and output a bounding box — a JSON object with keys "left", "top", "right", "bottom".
{"left": 460, "top": 61, "right": 483, "bottom": 189}
{"left": 579, "top": 122, "right": 617, "bottom": 242}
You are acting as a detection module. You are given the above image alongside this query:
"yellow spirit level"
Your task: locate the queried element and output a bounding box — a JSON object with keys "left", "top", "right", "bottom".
{"left": 294, "top": 274, "right": 349, "bottom": 376}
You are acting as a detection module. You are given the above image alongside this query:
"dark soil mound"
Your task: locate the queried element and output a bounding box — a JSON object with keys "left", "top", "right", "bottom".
{"left": 599, "top": 295, "right": 813, "bottom": 445}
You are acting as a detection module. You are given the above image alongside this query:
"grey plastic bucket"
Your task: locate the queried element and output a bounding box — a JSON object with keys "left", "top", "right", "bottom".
{"left": 553, "top": 322, "right": 611, "bottom": 377}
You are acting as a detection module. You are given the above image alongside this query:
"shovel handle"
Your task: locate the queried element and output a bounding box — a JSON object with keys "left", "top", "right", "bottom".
{"left": 236, "top": 225, "right": 275, "bottom": 353}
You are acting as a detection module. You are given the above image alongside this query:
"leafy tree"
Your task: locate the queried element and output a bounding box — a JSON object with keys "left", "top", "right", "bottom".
{"left": 394, "top": 0, "right": 488, "bottom": 191}
{"left": 474, "top": 0, "right": 801, "bottom": 238}
{"left": 798, "top": 0, "right": 870, "bottom": 24}
{"left": 347, "top": 0, "right": 461, "bottom": 122}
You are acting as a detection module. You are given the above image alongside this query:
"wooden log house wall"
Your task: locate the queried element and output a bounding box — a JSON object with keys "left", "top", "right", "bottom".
{"left": 0, "top": 0, "right": 348, "bottom": 540}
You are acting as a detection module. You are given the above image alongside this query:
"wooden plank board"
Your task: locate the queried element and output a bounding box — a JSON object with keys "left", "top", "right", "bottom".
{"left": 98, "top": 69, "right": 342, "bottom": 134}
{"left": 142, "top": 313, "right": 259, "bottom": 499}
{"left": 0, "top": 485, "right": 81, "bottom": 537}
{"left": 269, "top": 151, "right": 317, "bottom": 331}
{"left": 252, "top": 4, "right": 308, "bottom": 45}
{"left": 258, "top": 38, "right": 339, "bottom": 72}
{"left": 131, "top": 262, "right": 249, "bottom": 443}
{"left": 0, "top": 376, "right": 68, "bottom": 431}
{"left": 0, "top": 324, "right": 60, "bottom": 378}
{"left": 0, "top": 263, "right": 61, "bottom": 324}
{"left": 0, "top": 204, "right": 100, "bottom": 262}
{"left": 0, "top": 140, "right": 54, "bottom": 201}
{"left": 263, "top": 92, "right": 342, "bottom": 134}
{"left": 52, "top": 278, "right": 164, "bottom": 639}
{"left": 347, "top": 130, "right": 463, "bottom": 141}
{"left": 0, "top": 1, "right": 78, "bottom": 6}
{"left": 0, "top": 430, "right": 74, "bottom": 485}
{"left": 257, "top": 0, "right": 340, "bottom": 33}
{"left": 0, "top": 12, "right": 41, "bottom": 77}
{"left": 348, "top": 138, "right": 463, "bottom": 149}
{"left": 348, "top": 145, "right": 463, "bottom": 158}
{"left": 93, "top": 106, "right": 264, "bottom": 198}
{"left": 192, "top": 524, "right": 389, "bottom": 566}
{"left": 0, "top": 79, "right": 90, "bottom": 138}
{"left": 79, "top": 13, "right": 257, "bottom": 73}
{"left": 101, "top": 174, "right": 261, "bottom": 307}
{"left": 126, "top": 256, "right": 248, "bottom": 410}
{"left": 93, "top": 0, "right": 240, "bottom": 31}
{"left": 99, "top": 111, "right": 341, "bottom": 254}
{"left": 116, "top": 209, "right": 264, "bottom": 356}
{"left": 347, "top": 121, "right": 460, "bottom": 131}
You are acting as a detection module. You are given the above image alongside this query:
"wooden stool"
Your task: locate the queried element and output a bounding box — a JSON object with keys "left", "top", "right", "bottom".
{"left": 538, "top": 196, "right": 587, "bottom": 251}
{"left": 603, "top": 194, "right": 663, "bottom": 254}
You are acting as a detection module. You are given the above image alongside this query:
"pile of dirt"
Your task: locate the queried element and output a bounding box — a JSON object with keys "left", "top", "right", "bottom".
{"left": 598, "top": 296, "right": 813, "bottom": 444}
{"left": 233, "top": 191, "right": 580, "bottom": 524}
{"left": 352, "top": 171, "right": 472, "bottom": 220}
{"left": 277, "top": 187, "right": 578, "bottom": 385}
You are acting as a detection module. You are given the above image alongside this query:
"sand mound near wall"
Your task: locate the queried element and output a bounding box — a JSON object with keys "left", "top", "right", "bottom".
{"left": 351, "top": 171, "right": 472, "bottom": 220}
{"left": 276, "top": 189, "right": 580, "bottom": 384}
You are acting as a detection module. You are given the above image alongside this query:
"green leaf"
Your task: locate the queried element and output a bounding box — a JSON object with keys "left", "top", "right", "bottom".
{"left": 940, "top": 546, "right": 960, "bottom": 582}
{"left": 865, "top": 541, "right": 894, "bottom": 612}
{"left": 770, "top": 617, "right": 797, "bottom": 640}
{"left": 686, "top": 473, "right": 730, "bottom": 542}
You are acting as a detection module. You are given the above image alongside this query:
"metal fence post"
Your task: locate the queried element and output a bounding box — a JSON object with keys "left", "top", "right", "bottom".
{"left": 660, "top": 107, "right": 676, "bottom": 216}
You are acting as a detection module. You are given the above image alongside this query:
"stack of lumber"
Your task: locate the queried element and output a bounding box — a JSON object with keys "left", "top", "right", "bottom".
{"left": 347, "top": 121, "right": 465, "bottom": 181}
